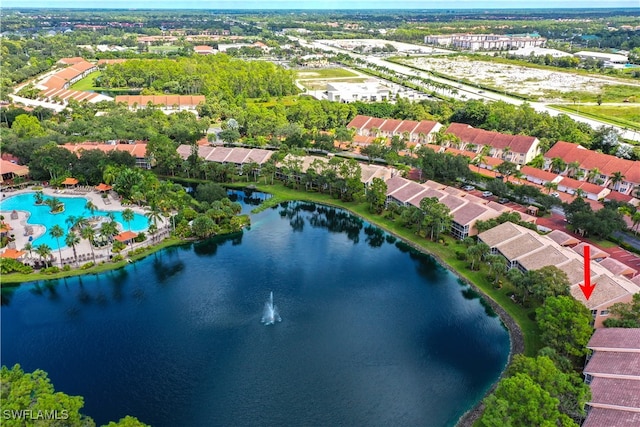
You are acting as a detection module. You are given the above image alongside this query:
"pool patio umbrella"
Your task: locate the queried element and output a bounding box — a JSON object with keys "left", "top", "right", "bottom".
{"left": 95, "top": 183, "right": 112, "bottom": 192}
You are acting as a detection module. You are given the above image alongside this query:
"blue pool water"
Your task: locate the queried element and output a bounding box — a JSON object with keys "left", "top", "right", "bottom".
{"left": 0, "top": 193, "right": 149, "bottom": 249}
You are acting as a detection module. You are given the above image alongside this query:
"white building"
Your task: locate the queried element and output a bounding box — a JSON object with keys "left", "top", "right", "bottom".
{"left": 326, "top": 82, "right": 390, "bottom": 103}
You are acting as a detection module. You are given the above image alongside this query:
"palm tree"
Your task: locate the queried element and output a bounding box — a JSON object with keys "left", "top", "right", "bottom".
{"left": 122, "top": 208, "right": 135, "bottom": 231}
{"left": 80, "top": 226, "right": 96, "bottom": 262}
{"left": 587, "top": 167, "right": 601, "bottom": 184}
{"left": 632, "top": 211, "right": 640, "bottom": 236}
{"left": 543, "top": 181, "right": 558, "bottom": 194}
{"left": 609, "top": 171, "right": 625, "bottom": 191}
{"left": 100, "top": 221, "right": 118, "bottom": 260}
{"left": 49, "top": 224, "right": 65, "bottom": 267}
{"left": 574, "top": 188, "right": 586, "bottom": 199}
{"left": 65, "top": 215, "right": 78, "bottom": 231}
{"left": 33, "top": 191, "right": 44, "bottom": 205}
{"left": 550, "top": 157, "right": 567, "bottom": 174}
{"left": 85, "top": 200, "right": 97, "bottom": 218}
{"left": 23, "top": 242, "right": 33, "bottom": 260}
{"left": 147, "top": 223, "right": 158, "bottom": 243}
{"left": 35, "top": 244, "right": 52, "bottom": 268}
{"left": 65, "top": 231, "right": 81, "bottom": 266}
{"left": 567, "top": 161, "right": 581, "bottom": 178}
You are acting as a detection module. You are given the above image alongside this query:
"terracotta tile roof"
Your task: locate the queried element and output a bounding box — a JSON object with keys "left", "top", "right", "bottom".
{"left": 1, "top": 248, "right": 25, "bottom": 259}
{"left": 521, "top": 166, "right": 559, "bottom": 182}
{"left": 115, "top": 95, "right": 206, "bottom": 107}
{"left": 570, "top": 274, "right": 637, "bottom": 310}
{"left": 495, "top": 233, "right": 545, "bottom": 260}
{"left": 452, "top": 203, "right": 491, "bottom": 227}
{"left": 517, "top": 246, "right": 570, "bottom": 271}
{"left": 445, "top": 123, "right": 538, "bottom": 155}
{"left": 582, "top": 407, "right": 640, "bottom": 427}
{"left": 0, "top": 159, "right": 29, "bottom": 176}
{"left": 58, "top": 57, "right": 86, "bottom": 65}
{"left": 544, "top": 140, "right": 577, "bottom": 159}
{"left": 588, "top": 377, "right": 640, "bottom": 410}
{"left": 395, "top": 120, "right": 420, "bottom": 134}
{"left": 114, "top": 231, "right": 138, "bottom": 242}
{"left": 573, "top": 242, "right": 609, "bottom": 260}
{"left": 546, "top": 230, "right": 580, "bottom": 246}
{"left": 588, "top": 328, "right": 640, "bottom": 351}
{"left": 346, "top": 115, "right": 372, "bottom": 130}
{"left": 379, "top": 119, "right": 402, "bottom": 132}
{"left": 412, "top": 120, "right": 439, "bottom": 135}
{"left": 365, "top": 117, "right": 386, "bottom": 130}
{"left": 598, "top": 257, "right": 638, "bottom": 277}
{"left": 605, "top": 192, "right": 636, "bottom": 203}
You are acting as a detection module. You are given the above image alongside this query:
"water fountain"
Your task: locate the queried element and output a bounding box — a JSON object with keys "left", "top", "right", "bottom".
{"left": 261, "top": 291, "right": 281, "bottom": 325}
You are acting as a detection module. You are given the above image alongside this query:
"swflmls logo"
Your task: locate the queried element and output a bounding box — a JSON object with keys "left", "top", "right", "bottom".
{"left": 2, "top": 409, "right": 70, "bottom": 420}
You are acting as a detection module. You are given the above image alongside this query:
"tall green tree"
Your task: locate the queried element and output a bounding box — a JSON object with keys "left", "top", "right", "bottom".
{"left": 536, "top": 296, "right": 593, "bottom": 361}
{"left": 49, "top": 224, "right": 65, "bottom": 267}
{"left": 603, "top": 293, "right": 640, "bottom": 328}
{"left": 366, "top": 177, "right": 387, "bottom": 214}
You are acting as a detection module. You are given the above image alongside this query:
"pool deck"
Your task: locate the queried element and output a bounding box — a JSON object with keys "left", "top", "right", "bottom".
{"left": 1, "top": 187, "right": 169, "bottom": 265}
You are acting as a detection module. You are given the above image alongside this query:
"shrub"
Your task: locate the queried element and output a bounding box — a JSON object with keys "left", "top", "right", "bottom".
{"left": 80, "top": 262, "right": 95, "bottom": 270}
{"left": 112, "top": 254, "right": 124, "bottom": 262}
{"left": 133, "top": 232, "right": 146, "bottom": 243}
{"left": 0, "top": 258, "right": 34, "bottom": 274}
{"left": 42, "top": 266, "right": 60, "bottom": 274}
{"left": 455, "top": 250, "right": 467, "bottom": 261}
{"left": 62, "top": 265, "right": 71, "bottom": 271}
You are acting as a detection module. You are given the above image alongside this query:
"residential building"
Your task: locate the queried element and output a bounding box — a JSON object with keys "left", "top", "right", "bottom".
{"left": 194, "top": 45, "right": 216, "bottom": 55}
{"left": 477, "top": 222, "right": 640, "bottom": 327}
{"left": 582, "top": 328, "right": 640, "bottom": 427}
{"left": 176, "top": 145, "right": 274, "bottom": 168}
{"left": 62, "top": 142, "right": 152, "bottom": 169}
{"left": 347, "top": 115, "right": 442, "bottom": 146}
{"left": 326, "top": 83, "right": 391, "bottom": 103}
{"left": 444, "top": 123, "right": 540, "bottom": 165}
{"left": 0, "top": 160, "right": 29, "bottom": 184}
{"left": 385, "top": 175, "right": 534, "bottom": 240}
{"left": 544, "top": 141, "right": 640, "bottom": 195}
{"left": 115, "top": 95, "right": 206, "bottom": 113}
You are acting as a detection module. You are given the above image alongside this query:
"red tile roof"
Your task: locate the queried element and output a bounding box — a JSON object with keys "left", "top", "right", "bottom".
{"left": 379, "top": 119, "right": 402, "bottom": 132}
{"left": 114, "top": 231, "right": 138, "bottom": 242}
{"left": 346, "top": 115, "right": 372, "bottom": 130}
{"left": 582, "top": 407, "right": 640, "bottom": 427}
{"left": 521, "top": 166, "right": 558, "bottom": 182}
{"left": 588, "top": 328, "right": 640, "bottom": 350}
{"left": 445, "top": 123, "right": 538, "bottom": 155}
{"left": 589, "top": 377, "right": 640, "bottom": 410}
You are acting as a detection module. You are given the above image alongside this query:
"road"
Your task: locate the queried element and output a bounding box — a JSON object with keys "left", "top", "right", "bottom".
{"left": 297, "top": 38, "right": 639, "bottom": 142}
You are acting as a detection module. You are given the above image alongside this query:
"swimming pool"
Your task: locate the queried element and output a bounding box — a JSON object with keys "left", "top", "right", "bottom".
{"left": 1, "top": 193, "right": 149, "bottom": 250}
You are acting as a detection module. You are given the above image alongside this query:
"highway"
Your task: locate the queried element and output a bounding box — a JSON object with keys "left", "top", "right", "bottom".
{"left": 297, "top": 38, "right": 640, "bottom": 142}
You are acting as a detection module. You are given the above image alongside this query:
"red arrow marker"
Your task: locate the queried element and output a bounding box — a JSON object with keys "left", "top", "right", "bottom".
{"left": 580, "top": 245, "right": 596, "bottom": 300}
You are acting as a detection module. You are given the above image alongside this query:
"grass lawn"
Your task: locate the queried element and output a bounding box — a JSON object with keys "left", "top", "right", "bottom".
{"left": 70, "top": 71, "right": 102, "bottom": 91}
{"left": 296, "top": 67, "right": 360, "bottom": 79}
{"left": 148, "top": 45, "right": 181, "bottom": 54}
{"left": 229, "top": 181, "right": 542, "bottom": 357}
{"left": 1, "top": 238, "right": 183, "bottom": 285}
{"left": 549, "top": 104, "right": 640, "bottom": 131}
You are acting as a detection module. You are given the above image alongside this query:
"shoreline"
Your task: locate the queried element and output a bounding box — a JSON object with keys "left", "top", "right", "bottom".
{"left": 3, "top": 184, "right": 523, "bottom": 424}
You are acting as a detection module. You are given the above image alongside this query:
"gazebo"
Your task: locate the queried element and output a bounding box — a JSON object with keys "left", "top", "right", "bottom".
{"left": 114, "top": 231, "right": 138, "bottom": 245}
{"left": 95, "top": 183, "right": 113, "bottom": 193}
{"left": 62, "top": 177, "right": 79, "bottom": 188}
{"left": 1, "top": 248, "right": 26, "bottom": 260}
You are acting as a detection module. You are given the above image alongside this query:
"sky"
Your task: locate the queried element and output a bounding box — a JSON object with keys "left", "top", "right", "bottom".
{"left": 4, "top": 0, "right": 640, "bottom": 9}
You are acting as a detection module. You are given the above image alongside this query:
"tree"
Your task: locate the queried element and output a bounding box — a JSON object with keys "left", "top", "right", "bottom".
{"left": 481, "top": 373, "right": 576, "bottom": 427}
{"left": 122, "top": 208, "right": 135, "bottom": 231}
{"left": 0, "top": 364, "right": 94, "bottom": 427}
{"left": 366, "top": 177, "right": 387, "bottom": 214}
{"left": 34, "top": 244, "right": 52, "bottom": 267}
{"left": 507, "top": 355, "right": 590, "bottom": 423}
{"left": 528, "top": 266, "right": 571, "bottom": 304}
{"left": 191, "top": 214, "right": 217, "bottom": 238}
{"left": 608, "top": 171, "right": 625, "bottom": 190}
{"left": 104, "top": 416, "right": 150, "bottom": 427}
{"left": 603, "top": 293, "right": 640, "bottom": 328}
{"left": 536, "top": 296, "right": 593, "bottom": 361}
{"left": 81, "top": 226, "right": 97, "bottom": 263}
{"left": 495, "top": 161, "right": 518, "bottom": 179}
{"left": 11, "top": 114, "right": 46, "bottom": 138}
{"left": 550, "top": 157, "right": 567, "bottom": 174}
{"left": 419, "top": 196, "right": 452, "bottom": 241}
{"left": 195, "top": 182, "right": 228, "bottom": 204}
{"left": 466, "top": 242, "right": 490, "bottom": 271}
{"left": 49, "top": 224, "right": 65, "bottom": 267}
{"left": 65, "top": 231, "right": 81, "bottom": 266}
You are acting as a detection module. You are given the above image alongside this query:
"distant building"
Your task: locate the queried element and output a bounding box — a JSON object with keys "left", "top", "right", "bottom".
{"left": 574, "top": 51, "right": 628, "bottom": 67}
{"left": 176, "top": 145, "right": 274, "bottom": 168}
{"left": 194, "top": 45, "right": 216, "bottom": 55}
{"left": 424, "top": 33, "right": 545, "bottom": 51}
{"left": 62, "top": 142, "right": 152, "bottom": 169}
{"left": 115, "top": 95, "right": 206, "bottom": 114}
{"left": 326, "top": 82, "right": 390, "bottom": 103}
{"left": 347, "top": 115, "right": 442, "bottom": 146}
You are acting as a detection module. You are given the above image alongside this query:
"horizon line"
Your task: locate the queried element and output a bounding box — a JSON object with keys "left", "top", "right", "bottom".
{"left": 4, "top": 6, "right": 640, "bottom": 10}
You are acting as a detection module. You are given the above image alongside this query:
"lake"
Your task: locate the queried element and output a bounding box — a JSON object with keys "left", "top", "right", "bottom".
{"left": 1, "top": 198, "right": 510, "bottom": 427}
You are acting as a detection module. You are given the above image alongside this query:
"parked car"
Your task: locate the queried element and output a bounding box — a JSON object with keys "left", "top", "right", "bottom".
{"left": 498, "top": 198, "right": 509, "bottom": 204}
{"left": 551, "top": 192, "right": 560, "bottom": 198}
{"left": 462, "top": 185, "right": 475, "bottom": 191}
{"left": 482, "top": 191, "right": 493, "bottom": 197}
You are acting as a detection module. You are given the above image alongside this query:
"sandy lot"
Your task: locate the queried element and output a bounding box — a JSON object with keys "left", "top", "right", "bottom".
{"left": 401, "top": 56, "right": 636, "bottom": 101}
